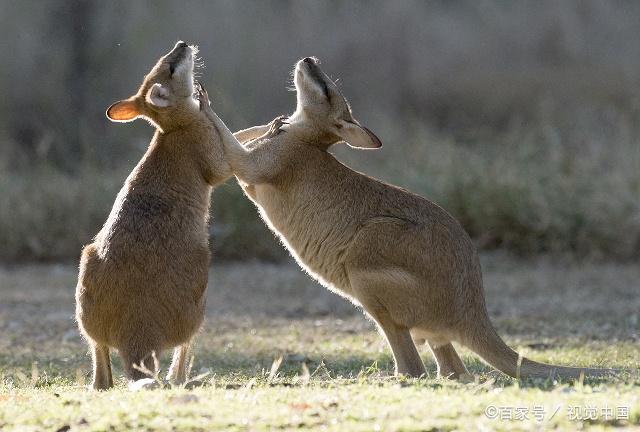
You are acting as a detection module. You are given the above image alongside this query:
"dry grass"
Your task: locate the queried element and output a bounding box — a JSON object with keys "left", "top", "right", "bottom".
{"left": 2, "top": 117, "right": 639, "bottom": 263}
{"left": 2, "top": 253, "right": 638, "bottom": 362}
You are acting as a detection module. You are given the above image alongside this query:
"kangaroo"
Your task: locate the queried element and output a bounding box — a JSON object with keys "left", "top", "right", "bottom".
{"left": 200, "top": 57, "right": 614, "bottom": 380}
{"left": 75, "top": 42, "right": 233, "bottom": 389}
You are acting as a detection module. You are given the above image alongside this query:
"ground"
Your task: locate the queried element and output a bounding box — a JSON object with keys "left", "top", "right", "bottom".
{"left": 0, "top": 253, "right": 638, "bottom": 431}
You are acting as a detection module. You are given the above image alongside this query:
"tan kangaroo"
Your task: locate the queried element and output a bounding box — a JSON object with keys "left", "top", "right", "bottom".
{"left": 75, "top": 42, "right": 233, "bottom": 389}
{"left": 201, "top": 57, "right": 614, "bottom": 380}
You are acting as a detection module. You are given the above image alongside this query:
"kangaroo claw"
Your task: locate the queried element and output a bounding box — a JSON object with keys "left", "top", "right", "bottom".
{"left": 196, "top": 81, "right": 211, "bottom": 111}
{"left": 265, "top": 115, "right": 289, "bottom": 138}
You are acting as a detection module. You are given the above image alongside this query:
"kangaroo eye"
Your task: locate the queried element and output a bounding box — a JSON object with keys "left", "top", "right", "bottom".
{"left": 169, "top": 63, "right": 176, "bottom": 76}
{"left": 335, "top": 123, "right": 343, "bottom": 129}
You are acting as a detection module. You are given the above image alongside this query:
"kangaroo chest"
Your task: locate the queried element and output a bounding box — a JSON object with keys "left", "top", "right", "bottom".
{"left": 250, "top": 183, "right": 354, "bottom": 294}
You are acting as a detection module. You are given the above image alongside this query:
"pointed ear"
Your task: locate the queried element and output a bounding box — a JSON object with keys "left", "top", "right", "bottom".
{"left": 106, "top": 98, "right": 141, "bottom": 122}
{"left": 145, "top": 83, "right": 172, "bottom": 108}
{"left": 336, "top": 120, "right": 382, "bottom": 149}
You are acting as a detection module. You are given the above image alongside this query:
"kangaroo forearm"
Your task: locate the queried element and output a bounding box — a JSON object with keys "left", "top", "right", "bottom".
{"left": 233, "top": 125, "right": 270, "bottom": 144}
{"left": 198, "top": 103, "right": 268, "bottom": 183}
{"left": 198, "top": 89, "right": 275, "bottom": 184}
{"left": 225, "top": 145, "right": 273, "bottom": 185}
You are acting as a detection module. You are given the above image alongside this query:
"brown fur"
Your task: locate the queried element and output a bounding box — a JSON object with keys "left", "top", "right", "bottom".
{"left": 75, "top": 42, "right": 233, "bottom": 390}
{"left": 208, "top": 57, "right": 614, "bottom": 380}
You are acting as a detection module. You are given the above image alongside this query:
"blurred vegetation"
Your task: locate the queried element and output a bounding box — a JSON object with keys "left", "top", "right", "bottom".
{"left": 0, "top": 0, "right": 639, "bottom": 262}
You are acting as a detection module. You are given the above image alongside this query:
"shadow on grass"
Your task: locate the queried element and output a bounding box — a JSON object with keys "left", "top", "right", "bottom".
{"left": 2, "top": 349, "right": 635, "bottom": 390}
{"left": 1, "top": 350, "right": 481, "bottom": 385}
{"left": 210, "top": 351, "right": 496, "bottom": 378}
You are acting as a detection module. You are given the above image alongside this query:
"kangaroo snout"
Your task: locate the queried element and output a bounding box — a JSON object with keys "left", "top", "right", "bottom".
{"left": 167, "top": 41, "right": 193, "bottom": 65}
{"left": 297, "top": 56, "right": 320, "bottom": 72}
{"left": 168, "top": 40, "right": 191, "bottom": 58}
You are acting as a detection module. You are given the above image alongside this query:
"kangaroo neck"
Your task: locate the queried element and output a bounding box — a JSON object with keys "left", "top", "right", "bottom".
{"left": 130, "top": 128, "right": 212, "bottom": 205}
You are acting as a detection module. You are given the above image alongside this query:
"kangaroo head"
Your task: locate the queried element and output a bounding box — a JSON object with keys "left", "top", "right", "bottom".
{"left": 106, "top": 41, "right": 200, "bottom": 132}
{"left": 287, "top": 57, "right": 382, "bottom": 150}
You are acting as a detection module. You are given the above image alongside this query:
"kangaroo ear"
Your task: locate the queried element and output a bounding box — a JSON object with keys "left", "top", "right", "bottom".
{"left": 106, "top": 98, "right": 140, "bottom": 122}
{"left": 146, "top": 83, "right": 172, "bottom": 108}
{"left": 336, "top": 120, "right": 382, "bottom": 149}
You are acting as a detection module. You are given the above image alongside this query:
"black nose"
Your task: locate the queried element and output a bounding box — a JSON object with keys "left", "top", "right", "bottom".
{"left": 176, "top": 41, "right": 188, "bottom": 48}
{"left": 302, "top": 57, "right": 314, "bottom": 64}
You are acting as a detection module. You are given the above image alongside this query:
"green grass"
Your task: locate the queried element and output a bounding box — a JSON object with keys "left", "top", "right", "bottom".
{"left": 1, "top": 333, "right": 639, "bottom": 431}
{"left": 2, "top": 374, "right": 639, "bottom": 431}
{"left": 1, "top": 256, "right": 639, "bottom": 431}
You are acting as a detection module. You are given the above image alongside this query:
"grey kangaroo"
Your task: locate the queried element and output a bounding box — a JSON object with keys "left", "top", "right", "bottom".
{"left": 200, "top": 57, "right": 614, "bottom": 380}
{"left": 76, "top": 42, "right": 233, "bottom": 389}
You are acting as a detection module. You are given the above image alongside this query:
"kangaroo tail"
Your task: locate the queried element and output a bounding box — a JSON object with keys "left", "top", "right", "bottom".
{"left": 463, "top": 316, "right": 615, "bottom": 379}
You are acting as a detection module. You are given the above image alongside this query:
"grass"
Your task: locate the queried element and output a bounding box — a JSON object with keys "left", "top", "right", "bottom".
{"left": 0, "top": 254, "right": 639, "bottom": 431}
{"left": 2, "top": 111, "right": 639, "bottom": 264}
{"left": 3, "top": 71, "right": 640, "bottom": 263}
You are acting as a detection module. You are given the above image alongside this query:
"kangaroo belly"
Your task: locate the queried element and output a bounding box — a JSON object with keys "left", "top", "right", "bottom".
{"left": 78, "top": 271, "right": 206, "bottom": 349}
{"left": 76, "top": 241, "right": 209, "bottom": 347}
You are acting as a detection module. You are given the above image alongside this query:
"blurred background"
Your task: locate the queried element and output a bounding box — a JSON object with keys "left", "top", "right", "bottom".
{"left": 1, "top": 0, "right": 639, "bottom": 263}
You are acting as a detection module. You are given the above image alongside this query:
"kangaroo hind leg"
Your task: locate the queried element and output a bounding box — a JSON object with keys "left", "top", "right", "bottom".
{"left": 167, "top": 342, "right": 191, "bottom": 384}
{"left": 428, "top": 340, "right": 472, "bottom": 381}
{"left": 91, "top": 343, "right": 113, "bottom": 390}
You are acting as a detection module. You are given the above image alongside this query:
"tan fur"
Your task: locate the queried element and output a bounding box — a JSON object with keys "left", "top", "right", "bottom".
{"left": 75, "top": 42, "right": 233, "bottom": 390}
{"left": 205, "top": 57, "right": 614, "bottom": 380}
